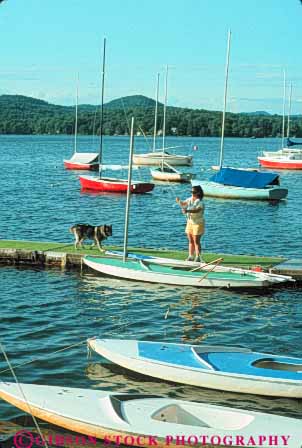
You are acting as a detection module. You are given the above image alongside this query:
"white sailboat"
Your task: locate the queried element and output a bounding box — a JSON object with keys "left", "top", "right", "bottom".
{"left": 193, "top": 31, "right": 288, "bottom": 200}
{"left": 64, "top": 74, "right": 99, "bottom": 170}
{"left": 133, "top": 67, "right": 193, "bottom": 167}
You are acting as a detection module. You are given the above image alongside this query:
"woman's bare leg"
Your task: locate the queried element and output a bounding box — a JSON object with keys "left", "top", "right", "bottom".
{"left": 187, "top": 233, "right": 195, "bottom": 257}
{"left": 193, "top": 234, "right": 202, "bottom": 257}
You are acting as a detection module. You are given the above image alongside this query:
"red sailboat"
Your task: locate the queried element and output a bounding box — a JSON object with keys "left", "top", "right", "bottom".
{"left": 258, "top": 152, "right": 302, "bottom": 170}
{"left": 258, "top": 79, "right": 302, "bottom": 170}
{"left": 79, "top": 39, "right": 154, "bottom": 194}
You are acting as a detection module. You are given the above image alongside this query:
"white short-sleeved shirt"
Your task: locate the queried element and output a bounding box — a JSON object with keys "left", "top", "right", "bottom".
{"left": 185, "top": 197, "right": 205, "bottom": 225}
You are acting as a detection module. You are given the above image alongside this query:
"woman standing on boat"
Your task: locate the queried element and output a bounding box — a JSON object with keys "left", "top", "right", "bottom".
{"left": 176, "top": 185, "right": 205, "bottom": 262}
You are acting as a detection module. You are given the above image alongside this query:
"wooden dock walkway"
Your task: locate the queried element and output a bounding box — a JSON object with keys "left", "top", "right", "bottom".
{"left": 0, "top": 239, "right": 286, "bottom": 271}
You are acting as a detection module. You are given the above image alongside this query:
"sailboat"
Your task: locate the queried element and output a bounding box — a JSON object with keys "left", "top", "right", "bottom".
{"left": 64, "top": 75, "right": 99, "bottom": 170}
{"left": 79, "top": 39, "right": 154, "bottom": 194}
{"left": 150, "top": 69, "right": 195, "bottom": 182}
{"left": 258, "top": 80, "right": 302, "bottom": 169}
{"left": 192, "top": 31, "right": 288, "bottom": 201}
{"left": 83, "top": 119, "right": 283, "bottom": 289}
{"left": 133, "top": 67, "right": 193, "bottom": 167}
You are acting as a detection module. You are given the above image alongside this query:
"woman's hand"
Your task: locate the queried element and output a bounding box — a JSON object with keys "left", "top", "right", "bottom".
{"left": 182, "top": 208, "right": 187, "bottom": 214}
{"left": 175, "top": 197, "right": 180, "bottom": 203}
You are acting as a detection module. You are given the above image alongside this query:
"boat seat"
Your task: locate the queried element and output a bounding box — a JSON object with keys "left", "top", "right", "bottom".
{"left": 139, "top": 260, "right": 150, "bottom": 270}
{"left": 252, "top": 359, "right": 302, "bottom": 372}
{"left": 152, "top": 404, "right": 210, "bottom": 428}
{"left": 206, "top": 352, "right": 302, "bottom": 379}
{"left": 109, "top": 394, "right": 160, "bottom": 423}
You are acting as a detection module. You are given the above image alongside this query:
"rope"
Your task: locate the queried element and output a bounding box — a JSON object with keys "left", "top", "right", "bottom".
{"left": 0, "top": 342, "right": 49, "bottom": 448}
{"left": 0, "top": 340, "right": 87, "bottom": 375}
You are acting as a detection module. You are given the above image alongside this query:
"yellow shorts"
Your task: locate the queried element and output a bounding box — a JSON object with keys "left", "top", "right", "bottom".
{"left": 185, "top": 222, "right": 205, "bottom": 236}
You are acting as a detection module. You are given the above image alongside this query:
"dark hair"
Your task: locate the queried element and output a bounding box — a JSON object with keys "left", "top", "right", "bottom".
{"left": 191, "top": 185, "right": 204, "bottom": 200}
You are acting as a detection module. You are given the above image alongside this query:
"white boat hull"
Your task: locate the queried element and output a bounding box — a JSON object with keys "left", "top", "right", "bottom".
{"left": 0, "top": 382, "right": 300, "bottom": 447}
{"left": 192, "top": 180, "right": 288, "bottom": 200}
{"left": 88, "top": 339, "right": 302, "bottom": 398}
{"left": 133, "top": 152, "right": 193, "bottom": 166}
{"left": 83, "top": 256, "right": 271, "bottom": 289}
{"left": 105, "top": 251, "right": 292, "bottom": 284}
{"left": 150, "top": 168, "right": 194, "bottom": 182}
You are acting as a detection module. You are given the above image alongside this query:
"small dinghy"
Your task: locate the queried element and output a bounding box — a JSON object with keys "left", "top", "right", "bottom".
{"left": 150, "top": 164, "right": 195, "bottom": 183}
{"left": 83, "top": 256, "right": 275, "bottom": 289}
{"left": 105, "top": 250, "right": 293, "bottom": 285}
{"left": 64, "top": 152, "right": 99, "bottom": 170}
{"left": 0, "top": 382, "right": 300, "bottom": 447}
{"left": 88, "top": 339, "right": 302, "bottom": 398}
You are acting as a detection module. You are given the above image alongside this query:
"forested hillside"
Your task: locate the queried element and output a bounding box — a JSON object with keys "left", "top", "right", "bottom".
{"left": 0, "top": 94, "right": 301, "bottom": 138}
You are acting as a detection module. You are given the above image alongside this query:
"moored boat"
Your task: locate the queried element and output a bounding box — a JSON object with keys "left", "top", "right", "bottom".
{"left": 133, "top": 151, "right": 193, "bottom": 166}
{"left": 0, "top": 382, "right": 300, "bottom": 447}
{"left": 257, "top": 79, "right": 302, "bottom": 170}
{"left": 192, "top": 168, "right": 288, "bottom": 200}
{"left": 133, "top": 68, "right": 193, "bottom": 167}
{"left": 79, "top": 175, "right": 154, "bottom": 193}
{"left": 64, "top": 76, "right": 99, "bottom": 171}
{"left": 83, "top": 255, "right": 275, "bottom": 289}
{"left": 150, "top": 165, "right": 194, "bottom": 182}
{"left": 64, "top": 152, "right": 99, "bottom": 170}
{"left": 88, "top": 339, "right": 302, "bottom": 398}
{"left": 105, "top": 250, "right": 293, "bottom": 284}
{"left": 78, "top": 40, "right": 154, "bottom": 194}
{"left": 194, "top": 33, "right": 287, "bottom": 200}
{"left": 258, "top": 153, "right": 302, "bottom": 170}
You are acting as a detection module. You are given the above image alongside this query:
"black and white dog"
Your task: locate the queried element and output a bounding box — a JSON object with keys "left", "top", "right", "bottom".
{"left": 69, "top": 224, "right": 112, "bottom": 252}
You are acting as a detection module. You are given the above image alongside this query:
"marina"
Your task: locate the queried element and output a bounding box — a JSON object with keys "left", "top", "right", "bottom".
{"left": 0, "top": 135, "right": 302, "bottom": 433}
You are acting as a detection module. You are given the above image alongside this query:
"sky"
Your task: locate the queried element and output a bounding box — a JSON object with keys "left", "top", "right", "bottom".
{"left": 0, "top": 0, "right": 302, "bottom": 114}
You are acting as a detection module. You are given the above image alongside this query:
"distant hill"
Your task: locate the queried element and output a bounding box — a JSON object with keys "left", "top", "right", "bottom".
{"left": 0, "top": 94, "right": 67, "bottom": 112}
{"left": 240, "top": 111, "right": 271, "bottom": 116}
{"left": 0, "top": 93, "right": 302, "bottom": 138}
{"left": 105, "top": 95, "right": 160, "bottom": 109}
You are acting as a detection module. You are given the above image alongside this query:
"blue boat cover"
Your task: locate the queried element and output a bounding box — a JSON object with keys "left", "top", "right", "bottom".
{"left": 210, "top": 168, "right": 279, "bottom": 189}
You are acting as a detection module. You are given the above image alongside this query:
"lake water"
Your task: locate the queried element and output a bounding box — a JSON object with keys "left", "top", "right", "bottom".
{"left": 0, "top": 135, "right": 301, "bottom": 428}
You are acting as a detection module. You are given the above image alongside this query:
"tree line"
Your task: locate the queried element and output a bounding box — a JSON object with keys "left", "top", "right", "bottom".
{"left": 0, "top": 94, "right": 301, "bottom": 138}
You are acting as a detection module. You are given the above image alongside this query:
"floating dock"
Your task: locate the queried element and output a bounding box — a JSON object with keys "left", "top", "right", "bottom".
{"left": 0, "top": 239, "right": 292, "bottom": 272}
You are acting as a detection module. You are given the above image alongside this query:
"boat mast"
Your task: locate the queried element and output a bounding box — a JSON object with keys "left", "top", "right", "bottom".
{"left": 281, "top": 69, "right": 286, "bottom": 148}
{"left": 153, "top": 73, "right": 160, "bottom": 152}
{"left": 74, "top": 73, "right": 79, "bottom": 154}
{"left": 219, "top": 30, "right": 231, "bottom": 169}
{"left": 286, "top": 82, "right": 292, "bottom": 140}
{"left": 99, "top": 38, "right": 106, "bottom": 178}
{"left": 162, "top": 65, "right": 168, "bottom": 152}
{"left": 123, "top": 117, "right": 135, "bottom": 262}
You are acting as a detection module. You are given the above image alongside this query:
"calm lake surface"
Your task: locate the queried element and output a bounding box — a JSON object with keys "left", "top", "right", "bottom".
{"left": 0, "top": 135, "right": 301, "bottom": 427}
